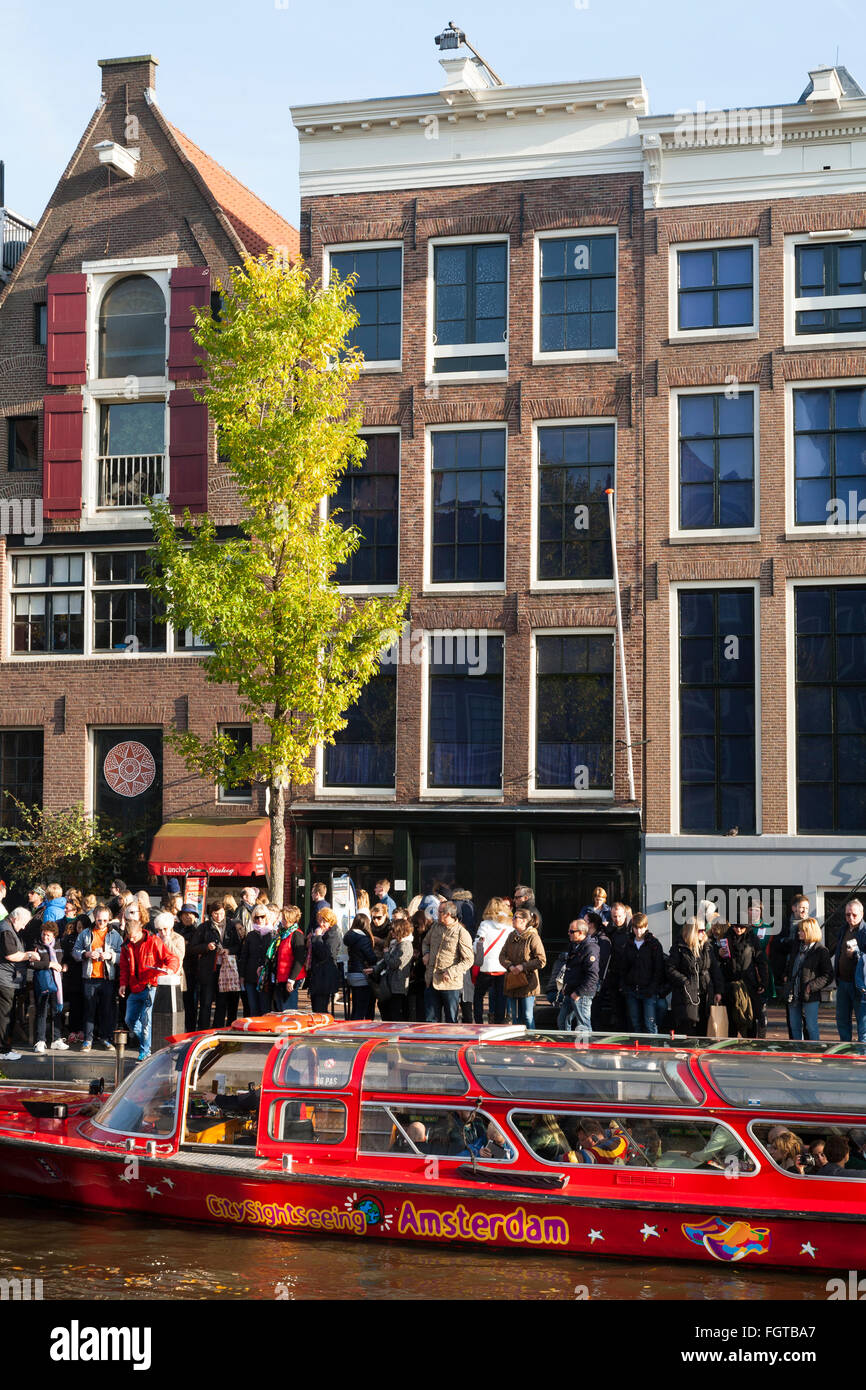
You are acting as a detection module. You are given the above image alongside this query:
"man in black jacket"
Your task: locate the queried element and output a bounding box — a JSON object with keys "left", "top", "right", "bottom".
{"left": 558, "top": 920, "right": 599, "bottom": 1032}
{"left": 619, "top": 913, "right": 665, "bottom": 1035}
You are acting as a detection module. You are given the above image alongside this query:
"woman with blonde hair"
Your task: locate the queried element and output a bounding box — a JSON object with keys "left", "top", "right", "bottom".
{"left": 781, "top": 917, "right": 833, "bottom": 1042}
{"left": 135, "top": 891, "right": 151, "bottom": 928}
{"left": 473, "top": 897, "right": 513, "bottom": 1025}
{"left": 666, "top": 917, "right": 722, "bottom": 1037}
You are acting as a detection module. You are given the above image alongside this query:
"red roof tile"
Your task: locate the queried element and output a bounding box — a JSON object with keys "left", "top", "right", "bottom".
{"left": 168, "top": 123, "right": 299, "bottom": 260}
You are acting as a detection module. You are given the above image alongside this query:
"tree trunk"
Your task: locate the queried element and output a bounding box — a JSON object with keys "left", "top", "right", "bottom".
{"left": 269, "top": 780, "right": 287, "bottom": 908}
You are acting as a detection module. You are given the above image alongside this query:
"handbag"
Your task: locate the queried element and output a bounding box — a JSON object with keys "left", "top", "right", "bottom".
{"left": 218, "top": 953, "right": 240, "bottom": 993}
{"left": 707, "top": 1003, "right": 729, "bottom": 1040}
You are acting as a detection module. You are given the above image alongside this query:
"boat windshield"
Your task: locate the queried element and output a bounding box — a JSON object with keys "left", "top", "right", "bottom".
{"left": 274, "top": 1038, "right": 366, "bottom": 1090}
{"left": 702, "top": 1055, "right": 866, "bottom": 1113}
{"left": 465, "top": 1045, "right": 702, "bottom": 1106}
{"left": 94, "top": 1043, "right": 192, "bottom": 1137}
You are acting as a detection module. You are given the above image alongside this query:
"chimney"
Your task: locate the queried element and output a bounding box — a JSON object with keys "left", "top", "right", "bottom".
{"left": 804, "top": 65, "right": 844, "bottom": 108}
{"left": 97, "top": 55, "right": 158, "bottom": 105}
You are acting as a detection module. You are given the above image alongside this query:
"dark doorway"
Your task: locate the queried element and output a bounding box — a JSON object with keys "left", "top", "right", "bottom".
{"left": 534, "top": 863, "right": 625, "bottom": 960}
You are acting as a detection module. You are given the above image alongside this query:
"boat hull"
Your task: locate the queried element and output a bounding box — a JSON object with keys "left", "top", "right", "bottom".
{"left": 0, "top": 1134, "right": 859, "bottom": 1272}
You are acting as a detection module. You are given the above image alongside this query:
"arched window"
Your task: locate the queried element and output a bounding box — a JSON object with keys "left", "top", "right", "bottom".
{"left": 98, "top": 274, "right": 166, "bottom": 378}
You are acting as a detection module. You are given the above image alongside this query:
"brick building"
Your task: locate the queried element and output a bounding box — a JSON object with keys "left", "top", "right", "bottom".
{"left": 0, "top": 54, "right": 297, "bottom": 891}
{"left": 639, "top": 66, "right": 866, "bottom": 943}
{"left": 290, "top": 52, "right": 647, "bottom": 934}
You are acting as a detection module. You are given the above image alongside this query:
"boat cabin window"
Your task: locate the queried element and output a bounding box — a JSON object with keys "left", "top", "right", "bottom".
{"left": 703, "top": 1056, "right": 866, "bottom": 1113}
{"left": 362, "top": 1043, "right": 469, "bottom": 1096}
{"left": 510, "top": 1111, "right": 756, "bottom": 1174}
{"left": 750, "top": 1122, "right": 866, "bottom": 1179}
{"left": 183, "top": 1038, "right": 273, "bottom": 1147}
{"left": 94, "top": 1044, "right": 190, "bottom": 1137}
{"left": 269, "top": 1098, "right": 348, "bottom": 1145}
{"left": 359, "top": 1104, "right": 515, "bottom": 1160}
{"left": 466, "top": 1046, "right": 702, "bottom": 1107}
{"left": 273, "top": 1039, "right": 364, "bottom": 1091}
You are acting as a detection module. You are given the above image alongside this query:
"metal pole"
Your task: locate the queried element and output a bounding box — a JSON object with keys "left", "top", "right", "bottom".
{"left": 605, "top": 488, "right": 636, "bottom": 803}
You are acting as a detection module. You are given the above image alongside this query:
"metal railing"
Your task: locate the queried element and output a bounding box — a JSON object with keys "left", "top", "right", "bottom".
{"left": 0, "top": 208, "right": 35, "bottom": 278}
{"left": 97, "top": 454, "right": 165, "bottom": 508}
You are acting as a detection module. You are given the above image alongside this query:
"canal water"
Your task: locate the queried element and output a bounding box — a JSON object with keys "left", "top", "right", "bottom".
{"left": 0, "top": 1196, "right": 830, "bottom": 1300}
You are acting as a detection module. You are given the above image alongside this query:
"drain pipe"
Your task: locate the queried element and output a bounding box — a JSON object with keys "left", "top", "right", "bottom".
{"left": 606, "top": 487, "right": 636, "bottom": 804}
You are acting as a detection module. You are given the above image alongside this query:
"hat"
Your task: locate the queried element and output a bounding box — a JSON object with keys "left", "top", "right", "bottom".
{"left": 180, "top": 902, "right": 199, "bottom": 916}
{"left": 166, "top": 877, "right": 181, "bottom": 895}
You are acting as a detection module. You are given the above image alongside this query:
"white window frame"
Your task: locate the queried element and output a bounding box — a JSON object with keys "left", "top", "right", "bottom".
{"left": 785, "top": 575, "right": 866, "bottom": 837}
{"left": 667, "top": 237, "right": 759, "bottom": 343}
{"left": 528, "top": 628, "right": 616, "bottom": 801}
{"left": 784, "top": 230, "right": 866, "bottom": 350}
{"left": 80, "top": 257, "right": 176, "bottom": 530}
{"left": 314, "top": 660, "right": 397, "bottom": 802}
{"left": 669, "top": 579, "right": 762, "bottom": 837}
{"left": 322, "top": 240, "right": 403, "bottom": 373}
{"left": 217, "top": 723, "right": 254, "bottom": 805}
{"left": 327, "top": 426, "right": 402, "bottom": 596}
{"left": 420, "top": 629, "right": 505, "bottom": 801}
{"left": 533, "top": 226, "right": 619, "bottom": 364}
{"left": 424, "top": 422, "right": 507, "bottom": 594}
{"left": 426, "top": 233, "right": 509, "bottom": 385}
{"left": 7, "top": 545, "right": 208, "bottom": 660}
{"left": 784, "top": 374, "right": 866, "bottom": 538}
{"left": 530, "top": 416, "right": 617, "bottom": 590}
{"left": 669, "top": 385, "right": 760, "bottom": 542}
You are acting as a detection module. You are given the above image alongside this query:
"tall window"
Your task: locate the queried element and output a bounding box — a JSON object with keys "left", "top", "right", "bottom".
{"left": 7, "top": 417, "right": 38, "bottom": 471}
{"left": 218, "top": 725, "right": 253, "bottom": 803}
{"left": 324, "top": 671, "right": 396, "bottom": 789}
{"left": 330, "top": 433, "right": 399, "bottom": 587}
{"left": 98, "top": 401, "right": 165, "bottom": 508}
{"left": 535, "top": 634, "right": 614, "bottom": 790}
{"left": 432, "top": 242, "right": 507, "bottom": 374}
{"left": 539, "top": 233, "right": 616, "bottom": 352}
{"left": 537, "top": 423, "right": 614, "bottom": 579}
{"left": 329, "top": 246, "right": 402, "bottom": 365}
{"left": 793, "top": 385, "right": 866, "bottom": 526}
{"left": 677, "top": 245, "right": 754, "bottom": 331}
{"left": 678, "top": 392, "right": 754, "bottom": 530}
{"left": 795, "top": 586, "right": 866, "bottom": 833}
{"left": 795, "top": 240, "right": 866, "bottom": 336}
{"left": 431, "top": 429, "right": 505, "bottom": 584}
{"left": 0, "top": 730, "right": 43, "bottom": 830}
{"left": 98, "top": 274, "right": 166, "bottom": 378}
{"left": 427, "top": 635, "right": 503, "bottom": 790}
{"left": 679, "top": 590, "right": 755, "bottom": 834}
{"left": 92, "top": 551, "right": 165, "bottom": 653}
{"left": 11, "top": 553, "right": 85, "bottom": 654}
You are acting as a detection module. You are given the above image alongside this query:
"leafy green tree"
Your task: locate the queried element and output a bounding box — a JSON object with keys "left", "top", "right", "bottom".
{"left": 3, "top": 798, "right": 131, "bottom": 891}
{"left": 148, "top": 254, "right": 408, "bottom": 904}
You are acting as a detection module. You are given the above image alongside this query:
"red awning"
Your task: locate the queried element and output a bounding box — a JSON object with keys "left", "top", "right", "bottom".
{"left": 148, "top": 817, "right": 270, "bottom": 878}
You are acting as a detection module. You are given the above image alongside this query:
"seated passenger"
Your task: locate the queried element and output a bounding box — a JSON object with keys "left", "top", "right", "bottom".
{"left": 767, "top": 1129, "right": 805, "bottom": 1174}
{"left": 820, "top": 1134, "right": 859, "bottom": 1177}
{"left": 847, "top": 1128, "right": 866, "bottom": 1171}
{"left": 689, "top": 1124, "right": 750, "bottom": 1171}
{"left": 629, "top": 1121, "right": 662, "bottom": 1164}
{"left": 526, "top": 1114, "right": 577, "bottom": 1164}
{"left": 479, "top": 1122, "right": 514, "bottom": 1161}
{"left": 425, "top": 1112, "right": 470, "bottom": 1157}
{"left": 391, "top": 1120, "right": 428, "bottom": 1154}
{"left": 576, "top": 1119, "right": 628, "bottom": 1165}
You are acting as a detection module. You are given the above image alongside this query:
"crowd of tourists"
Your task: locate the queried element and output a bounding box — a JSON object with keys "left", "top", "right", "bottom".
{"left": 1, "top": 876, "right": 865, "bottom": 1066}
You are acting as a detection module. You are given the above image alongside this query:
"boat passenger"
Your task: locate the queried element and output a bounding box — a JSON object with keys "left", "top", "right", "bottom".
{"left": 424, "top": 1111, "right": 471, "bottom": 1157}
{"left": 391, "top": 1121, "right": 427, "bottom": 1154}
{"left": 577, "top": 1119, "right": 629, "bottom": 1165}
{"left": 847, "top": 1128, "right": 866, "bottom": 1171}
{"left": 819, "top": 1134, "right": 854, "bottom": 1177}
{"left": 525, "top": 1114, "right": 578, "bottom": 1164}
{"left": 768, "top": 1129, "right": 806, "bottom": 1174}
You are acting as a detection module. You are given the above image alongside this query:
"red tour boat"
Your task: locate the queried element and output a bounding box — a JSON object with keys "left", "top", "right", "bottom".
{"left": 0, "top": 1016, "right": 864, "bottom": 1269}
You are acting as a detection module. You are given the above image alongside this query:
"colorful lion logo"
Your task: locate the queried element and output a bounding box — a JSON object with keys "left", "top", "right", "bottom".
{"left": 682, "top": 1216, "right": 771, "bottom": 1262}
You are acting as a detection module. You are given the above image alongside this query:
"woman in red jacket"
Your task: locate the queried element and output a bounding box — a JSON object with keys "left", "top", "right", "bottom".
{"left": 118, "top": 916, "right": 179, "bottom": 1062}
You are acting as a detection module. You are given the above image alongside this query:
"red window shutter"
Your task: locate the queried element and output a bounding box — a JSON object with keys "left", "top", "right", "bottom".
{"left": 168, "top": 266, "right": 211, "bottom": 381}
{"left": 169, "top": 389, "right": 208, "bottom": 512}
{"left": 42, "top": 395, "right": 83, "bottom": 518}
{"left": 46, "top": 273, "right": 87, "bottom": 385}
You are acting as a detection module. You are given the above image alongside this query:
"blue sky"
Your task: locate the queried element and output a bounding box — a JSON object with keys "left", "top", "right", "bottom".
{"left": 2, "top": 0, "right": 863, "bottom": 228}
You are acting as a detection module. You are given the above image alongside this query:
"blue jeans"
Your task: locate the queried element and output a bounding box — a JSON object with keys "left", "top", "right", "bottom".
{"left": 835, "top": 980, "right": 866, "bottom": 1042}
{"left": 273, "top": 983, "right": 298, "bottom": 1012}
{"left": 625, "top": 992, "right": 658, "bottom": 1034}
{"left": 425, "top": 987, "right": 460, "bottom": 1023}
{"left": 508, "top": 995, "right": 535, "bottom": 1029}
{"left": 558, "top": 995, "right": 593, "bottom": 1032}
{"left": 125, "top": 987, "right": 156, "bottom": 1059}
{"left": 244, "top": 984, "right": 270, "bottom": 1016}
{"left": 789, "top": 999, "right": 821, "bottom": 1041}
{"left": 473, "top": 973, "right": 506, "bottom": 1025}
{"left": 83, "top": 977, "right": 115, "bottom": 1044}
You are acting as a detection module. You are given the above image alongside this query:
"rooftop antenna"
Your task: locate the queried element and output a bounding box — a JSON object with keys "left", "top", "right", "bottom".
{"left": 434, "top": 20, "right": 505, "bottom": 87}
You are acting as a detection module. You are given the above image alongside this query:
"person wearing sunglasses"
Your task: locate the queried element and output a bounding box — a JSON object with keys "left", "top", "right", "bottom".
{"left": 717, "top": 919, "right": 769, "bottom": 1039}
{"left": 666, "top": 918, "right": 723, "bottom": 1038}
{"left": 238, "top": 908, "right": 275, "bottom": 1016}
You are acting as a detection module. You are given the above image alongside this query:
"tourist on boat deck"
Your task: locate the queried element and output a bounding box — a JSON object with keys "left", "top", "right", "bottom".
{"left": 118, "top": 913, "right": 179, "bottom": 1062}
{"left": 473, "top": 898, "right": 512, "bottom": 1025}
{"left": 558, "top": 919, "right": 599, "bottom": 1033}
{"left": 239, "top": 906, "right": 274, "bottom": 1016}
{"left": 73, "top": 903, "right": 123, "bottom": 1051}
{"left": 618, "top": 913, "right": 665, "bottom": 1035}
{"left": 666, "top": 918, "right": 723, "bottom": 1038}
{"left": 500, "top": 907, "right": 546, "bottom": 1029}
{"left": 717, "top": 920, "right": 769, "bottom": 1039}
{"left": 305, "top": 908, "right": 340, "bottom": 1014}
{"left": 423, "top": 901, "right": 475, "bottom": 1024}
{"left": 833, "top": 898, "right": 866, "bottom": 1043}
{"left": 345, "top": 912, "right": 376, "bottom": 1020}
{"left": 781, "top": 917, "right": 833, "bottom": 1042}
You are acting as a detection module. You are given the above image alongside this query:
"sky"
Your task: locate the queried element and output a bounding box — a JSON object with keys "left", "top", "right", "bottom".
{"left": 1, "top": 0, "right": 863, "bottom": 228}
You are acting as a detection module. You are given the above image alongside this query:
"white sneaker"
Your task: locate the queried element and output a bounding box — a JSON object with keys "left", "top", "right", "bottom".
{"left": 0, "top": 1051, "right": 22, "bottom": 1061}
{"left": 50, "top": 1038, "right": 69, "bottom": 1050}
{"left": 33, "top": 1041, "right": 47, "bottom": 1054}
